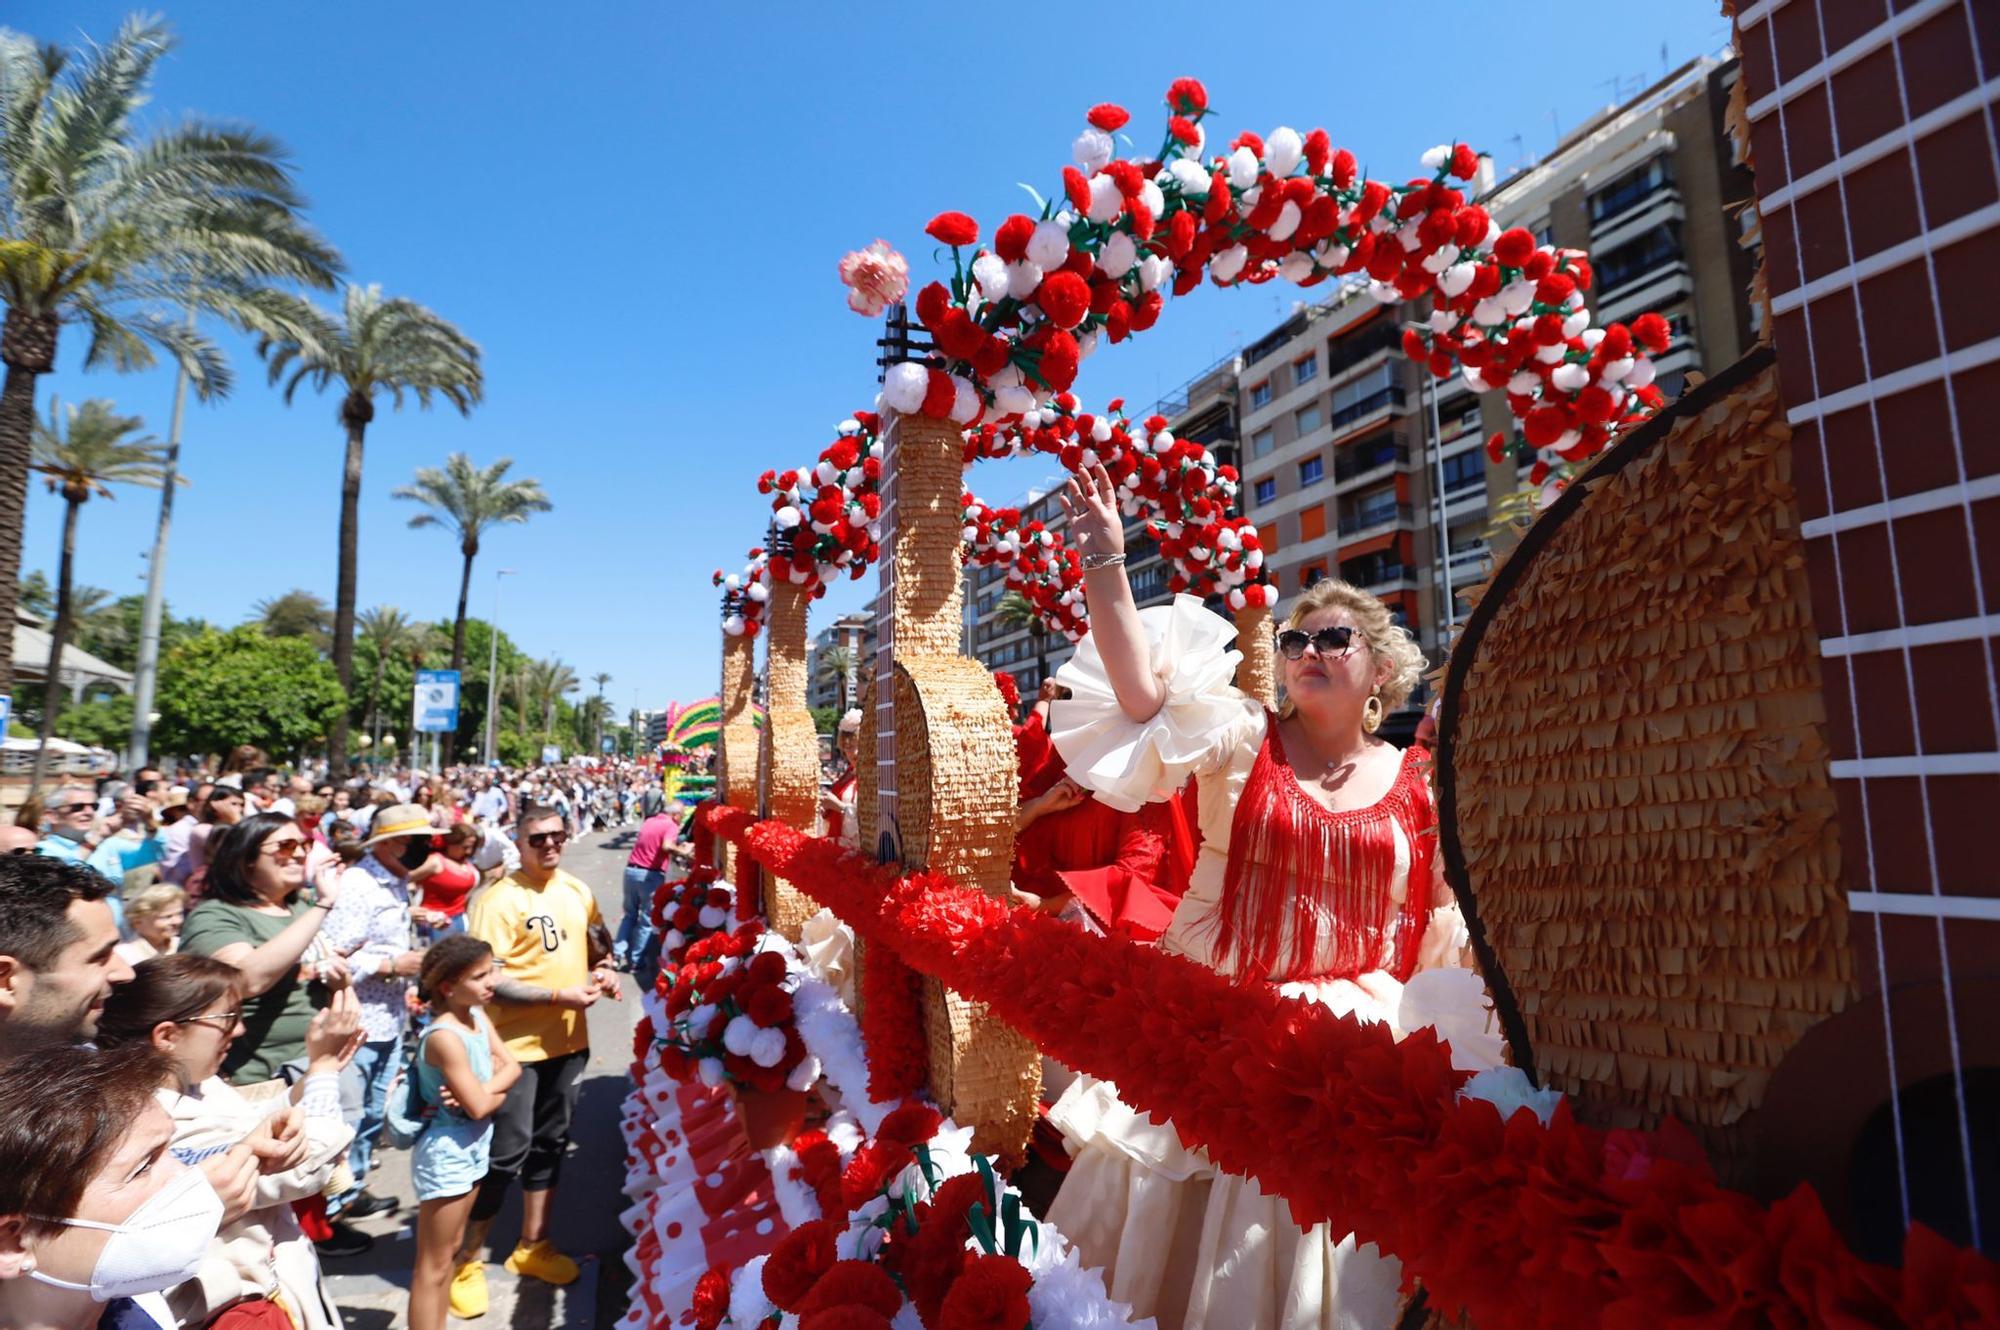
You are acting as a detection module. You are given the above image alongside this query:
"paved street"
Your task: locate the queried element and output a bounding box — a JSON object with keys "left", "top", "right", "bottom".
{"left": 323, "top": 826, "right": 643, "bottom": 1330}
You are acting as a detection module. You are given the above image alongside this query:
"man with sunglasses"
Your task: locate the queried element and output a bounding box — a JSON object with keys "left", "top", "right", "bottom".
{"left": 455, "top": 805, "right": 616, "bottom": 1308}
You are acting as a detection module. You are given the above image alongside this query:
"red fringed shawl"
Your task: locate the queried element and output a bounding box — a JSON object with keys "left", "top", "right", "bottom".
{"left": 1211, "top": 718, "right": 1434, "bottom": 984}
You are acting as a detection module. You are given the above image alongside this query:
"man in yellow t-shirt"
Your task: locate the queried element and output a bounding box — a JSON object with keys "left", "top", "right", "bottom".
{"left": 455, "top": 805, "right": 619, "bottom": 1309}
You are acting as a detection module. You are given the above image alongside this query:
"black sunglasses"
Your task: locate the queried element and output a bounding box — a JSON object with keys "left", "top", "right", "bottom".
{"left": 526, "top": 831, "right": 567, "bottom": 849}
{"left": 50, "top": 801, "right": 94, "bottom": 816}
{"left": 1276, "top": 626, "right": 1360, "bottom": 660}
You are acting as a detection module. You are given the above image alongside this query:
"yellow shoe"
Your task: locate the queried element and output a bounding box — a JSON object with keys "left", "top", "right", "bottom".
{"left": 449, "top": 1259, "right": 488, "bottom": 1318}
{"left": 504, "top": 1239, "right": 579, "bottom": 1286}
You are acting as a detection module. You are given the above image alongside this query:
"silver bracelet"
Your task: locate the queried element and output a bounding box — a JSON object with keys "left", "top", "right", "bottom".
{"left": 1080, "top": 552, "right": 1127, "bottom": 571}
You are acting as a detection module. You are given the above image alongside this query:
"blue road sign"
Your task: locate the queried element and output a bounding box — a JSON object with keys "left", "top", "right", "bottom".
{"left": 412, "top": 670, "right": 461, "bottom": 734}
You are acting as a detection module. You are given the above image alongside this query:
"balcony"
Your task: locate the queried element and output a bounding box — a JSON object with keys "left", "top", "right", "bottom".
{"left": 1338, "top": 504, "right": 1412, "bottom": 539}
{"left": 1335, "top": 443, "right": 1406, "bottom": 484}
{"left": 1328, "top": 385, "right": 1406, "bottom": 432}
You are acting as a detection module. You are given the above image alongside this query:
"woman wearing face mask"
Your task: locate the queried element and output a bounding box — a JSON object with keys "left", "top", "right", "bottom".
{"left": 179, "top": 815, "right": 348, "bottom": 1087}
{"left": 95, "top": 955, "right": 363, "bottom": 1330}
{"left": 1039, "top": 466, "right": 1495, "bottom": 1330}
{"left": 0, "top": 1044, "right": 231, "bottom": 1330}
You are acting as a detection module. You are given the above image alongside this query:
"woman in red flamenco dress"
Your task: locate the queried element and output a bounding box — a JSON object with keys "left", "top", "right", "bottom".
{"left": 1009, "top": 675, "right": 1195, "bottom": 941}
{"left": 1041, "top": 465, "right": 1498, "bottom": 1330}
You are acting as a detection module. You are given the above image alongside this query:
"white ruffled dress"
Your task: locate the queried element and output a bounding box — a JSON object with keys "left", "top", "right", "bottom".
{"left": 1043, "top": 596, "right": 1498, "bottom": 1330}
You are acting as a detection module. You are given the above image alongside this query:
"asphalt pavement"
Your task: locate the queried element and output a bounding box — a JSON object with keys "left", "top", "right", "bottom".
{"left": 322, "top": 825, "right": 643, "bottom": 1330}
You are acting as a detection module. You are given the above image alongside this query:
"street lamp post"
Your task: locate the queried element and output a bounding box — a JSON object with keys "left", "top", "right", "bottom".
{"left": 483, "top": 569, "right": 516, "bottom": 765}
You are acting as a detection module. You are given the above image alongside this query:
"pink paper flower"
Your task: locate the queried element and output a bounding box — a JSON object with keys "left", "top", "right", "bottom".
{"left": 838, "top": 239, "right": 909, "bottom": 317}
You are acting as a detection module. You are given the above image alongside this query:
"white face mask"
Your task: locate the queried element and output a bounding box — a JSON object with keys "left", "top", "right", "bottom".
{"left": 30, "top": 1167, "right": 224, "bottom": 1301}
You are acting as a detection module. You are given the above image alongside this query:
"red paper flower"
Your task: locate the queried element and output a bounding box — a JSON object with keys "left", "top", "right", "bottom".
{"left": 877, "top": 1102, "right": 943, "bottom": 1151}
{"left": 935, "top": 1254, "right": 1033, "bottom": 1330}
{"left": 762, "top": 1219, "right": 838, "bottom": 1311}
{"left": 925, "top": 212, "right": 979, "bottom": 247}
{"left": 798, "top": 1309, "right": 892, "bottom": 1330}
{"left": 1086, "top": 103, "right": 1129, "bottom": 132}
{"left": 1034, "top": 271, "right": 1090, "bottom": 329}
{"left": 1167, "top": 115, "right": 1200, "bottom": 146}
{"left": 793, "top": 1261, "right": 903, "bottom": 1319}
{"left": 690, "top": 1267, "right": 730, "bottom": 1330}
{"left": 1166, "top": 77, "right": 1208, "bottom": 115}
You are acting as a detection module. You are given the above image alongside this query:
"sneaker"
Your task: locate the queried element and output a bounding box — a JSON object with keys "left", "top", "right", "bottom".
{"left": 449, "top": 1259, "right": 488, "bottom": 1318}
{"left": 504, "top": 1239, "right": 580, "bottom": 1286}
{"left": 344, "top": 1191, "right": 400, "bottom": 1220}
{"left": 313, "top": 1220, "right": 374, "bottom": 1259}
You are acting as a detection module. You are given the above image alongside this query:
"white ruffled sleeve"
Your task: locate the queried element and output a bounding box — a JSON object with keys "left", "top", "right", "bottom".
{"left": 1049, "top": 594, "right": 1266, "bottom": 813}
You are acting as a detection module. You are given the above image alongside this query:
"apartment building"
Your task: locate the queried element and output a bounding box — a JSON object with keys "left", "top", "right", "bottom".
{"left": 968, "top": 356, "right": 1246, "bottom": 697}
{"left": 965, "top": 52, "right": 1756, "bottom": 709}
{"left": 1239, "top": 50, "right": 1759, "bottom": 662}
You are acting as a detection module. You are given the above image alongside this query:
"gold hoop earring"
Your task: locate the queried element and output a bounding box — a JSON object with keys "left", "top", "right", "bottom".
{"left": 1362, "top": 693, "right": 1384, "bottom": 734}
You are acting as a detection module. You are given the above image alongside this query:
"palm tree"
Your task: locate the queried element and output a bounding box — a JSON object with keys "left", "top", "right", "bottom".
{"left": 259, "top": 283, "right": 482, "bottom": 772}
{"left": 392, "top": 453, "right": 547, "bottom": 759}
{"left": 28, "top": 399, "right": 173, "bottom": 789}
{"left": 537, "top": 659, "right": 580, "bottom": 734}
{"left": 815, "top": 645, "right": 854, "bottom": 713}
{"left": 356, "top": 606, "right": 426, "bottom": 751}
{"left": 252, "top": 590, "right": 333, "bottom": 648}
{"left": 0, "top": 16, "right": 341, "bottom": 692}
{"left": 994, "top": 590, "right": 1051, "bottom": 695}
{"left": 590, "top": 671, "right": 612, "bottom": 752}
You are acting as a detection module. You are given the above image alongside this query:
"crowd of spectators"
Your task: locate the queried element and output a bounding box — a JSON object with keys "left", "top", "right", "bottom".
{"left": 0, "top": 751, "right": 687, "bottom": 1330}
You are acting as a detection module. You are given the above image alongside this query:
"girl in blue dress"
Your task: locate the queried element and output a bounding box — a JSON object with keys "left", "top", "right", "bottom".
{"left": 408, "top": 935, "right": 520, "bottom": 1330}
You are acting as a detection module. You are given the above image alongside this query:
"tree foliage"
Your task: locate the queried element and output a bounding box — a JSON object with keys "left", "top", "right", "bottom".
{"left": 153, "top": 626, "right": 346, "bottom": 760}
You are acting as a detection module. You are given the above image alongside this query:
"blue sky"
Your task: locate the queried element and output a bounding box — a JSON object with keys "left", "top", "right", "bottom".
{"left": 10, "top": 1, "right": 1731, "bottom": 717}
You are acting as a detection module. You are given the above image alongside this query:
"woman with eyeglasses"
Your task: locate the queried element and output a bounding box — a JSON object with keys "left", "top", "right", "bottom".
{"left": 97, "top": 955, "right": 364, "bottom": 1330}
{"left": 1040, "top": 465, "right": 1493, "bottom": 1330}
{"left": 178, "top": 814, "right": 349, "bottom": 1087}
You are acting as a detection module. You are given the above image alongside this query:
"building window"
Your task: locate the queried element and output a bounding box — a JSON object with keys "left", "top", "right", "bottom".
{"left": 1298, "top": 456, "right": 1325, "bottom": 487}
{"left": 1341, "top": 551, "right": 1403, "bottom": 587}
{"left": 1589, "top": 155, "right": 1674, "bottom": 226}
{"left": 1257, "top": 522, "right": 1279, "bottom": 553}
{"left": 1328, "top": 362, "right": 1402, "bottom": 429}
{"left": 1595, "top": 223, "right": 1683, "bottom": 295}
{"left": 1295, "top": 403, "right": 1322, "bottom": 435}
{"left": 1254, "top": 477, "right": 1277, "bottom": 506}
{"left": 1301, "top": 562, "right": 1328, "bottom": 588}
{"left": 1250, "top": 380, "right": 1272, "bottom": 409}
{"left": 1335, "top": 433, "right": 1402, "bottom": 481}
{"left": 1352, "top": 486, "right": 1397, "bottom": 529}
{"left": 1299, "top": 504, "right": 1326, "bottom": 541}
{"left": 1440, "top": 449, "right": 1483, "bottom": 494}
{"left": 1251, "top": 427, "right": 1275, "bottom": 458}
{"left": 1294, "top": 353, "right": 1318, "bottom": 385}
{"left": 1326, "top": 320, "right": 1402, "bottom": 377}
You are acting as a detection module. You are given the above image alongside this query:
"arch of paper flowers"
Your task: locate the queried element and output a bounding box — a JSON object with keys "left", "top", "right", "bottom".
{"left": 719, "top": 390, "right": 1277, "bottom": 641}
{"left": 878, "top": 78, "right": 1673, "bottom": 487}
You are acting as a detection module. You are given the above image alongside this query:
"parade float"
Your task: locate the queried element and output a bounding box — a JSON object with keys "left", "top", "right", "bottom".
{"left": 618, "top": 19, "right": 2000, "bottom": 1325}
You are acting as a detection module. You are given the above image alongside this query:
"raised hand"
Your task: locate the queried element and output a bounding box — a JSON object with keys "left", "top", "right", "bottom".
{"left": 1056, "top": 463, "right": 1125, "bottom": 560}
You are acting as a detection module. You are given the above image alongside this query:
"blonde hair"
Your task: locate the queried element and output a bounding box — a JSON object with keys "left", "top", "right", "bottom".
{"left": 293, "top": 793, "right": 328, "bottom": 823}
{"left": 1281, "top": 579, "right": 1427, "bottom": 714}
{"left": 125, "top": 879, "right": 187, "bottom": 923}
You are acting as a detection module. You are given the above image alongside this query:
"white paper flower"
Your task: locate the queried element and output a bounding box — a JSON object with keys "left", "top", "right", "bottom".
{"left": 1264, "top": 126, "right": 1304, "bottom": 176}
{"left": 972, "top": 253, "right": 1009, "bottom": 303}
{"left": 1005, "top": 259, "right": 1043, "bottom": 301}
{"left": 1097, "top": 231, "right": 1137, "bottom": 280}
{"left": 1086, "top": 173, "right": 1123, "bottom": 224}
{"left": 1026, "top": 219, "right": 1070, "bottom": 270}
{"left": 722, "top": 1014, "right": 759, "bottom": 1056}
{"left": 697, "top": 905, "right": 726, "bottom": 929}
{"left": 1072, "top": 127, "right": 1113, "bottom": 174}
{"left": 1210, "top": 244, "right": 1249, "bottom": 283}
{"left": 1168, "top": 158, "right": 1210, "bottom": 196}
{"left": 696, "top": 1057, "right": 726, "bottom": 1087}
{"left": 883, "top": 361, "right": 928, "bottom": 413}
{"left": 1227, "top": 145, "right": 1259, "bottom": 189}
{"left": 785, "top": 1054, "right": 821, "bottom": 1092}
{"left": 1268, "top": 201, "right": 1303, "bottom": 243}
{"left": 749, "top": 1026, "right": 788, "bottom": 1068}
{"left": 1550, "top": 362, "right": 1590, "bottom": 392}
